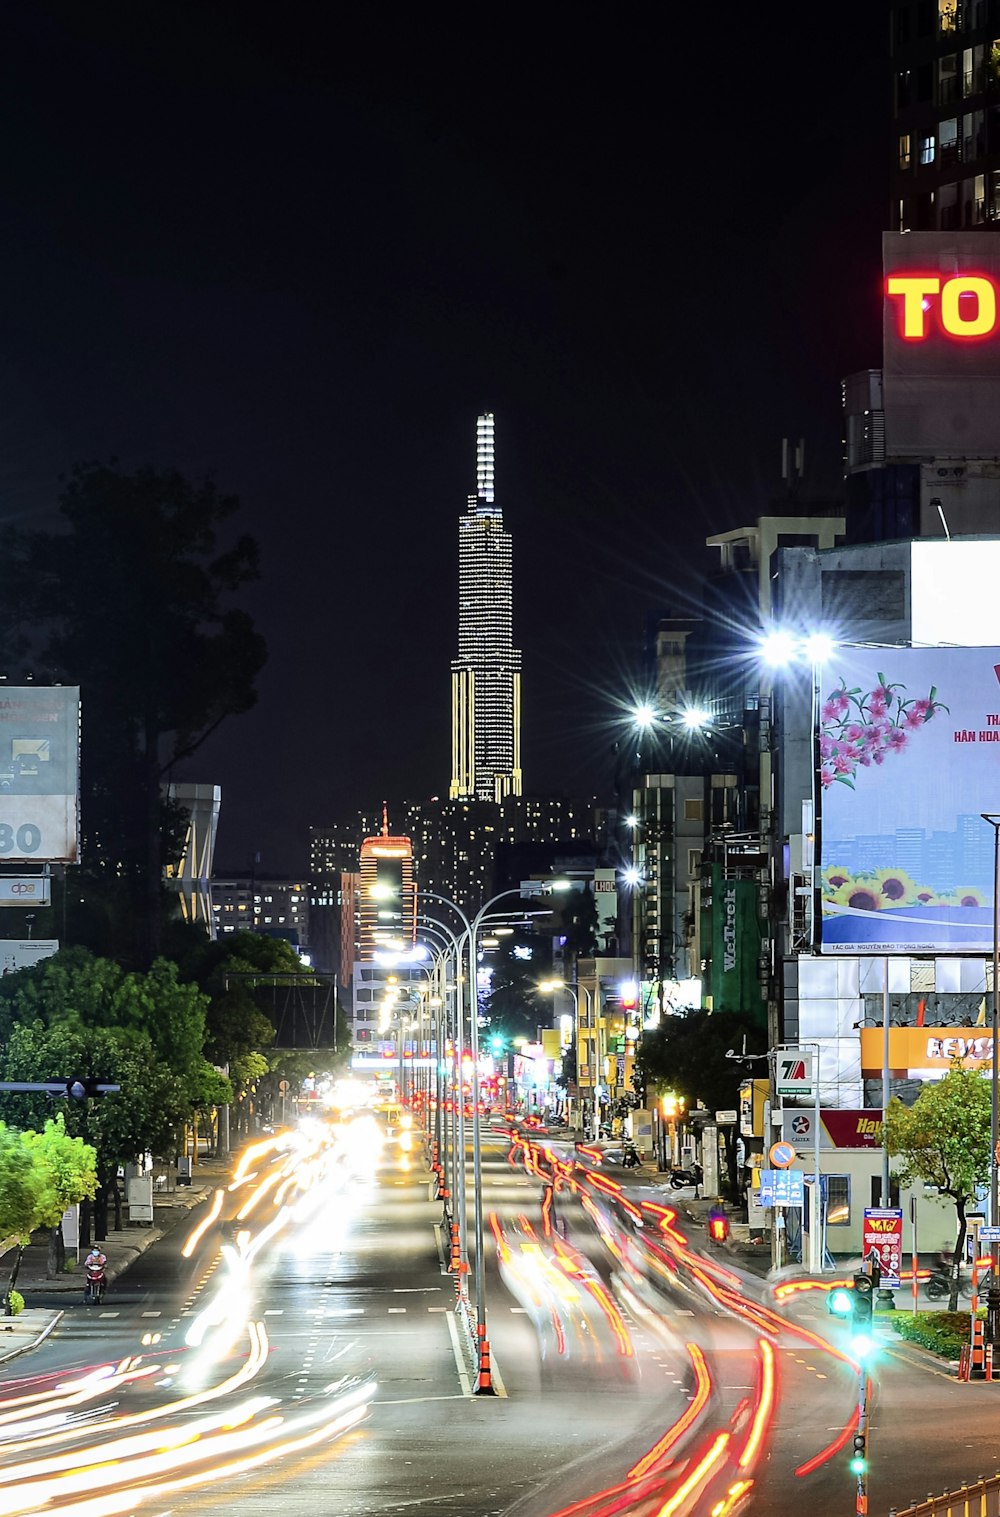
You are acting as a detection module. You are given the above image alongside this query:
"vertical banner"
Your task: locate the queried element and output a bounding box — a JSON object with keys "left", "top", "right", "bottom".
{"left": 862, "top": 1207, "right": 903, "bottom": 1288}
{"left": 708, "top": 865, "right": 766, "bottom": 1026}
{"left": 0, "top": 687, "right": 80, "bottom": 862}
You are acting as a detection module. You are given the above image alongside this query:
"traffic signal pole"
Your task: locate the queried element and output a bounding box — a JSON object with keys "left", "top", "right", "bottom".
{"left": 855, "top": 1365, "right": 869, "bottom": 1517}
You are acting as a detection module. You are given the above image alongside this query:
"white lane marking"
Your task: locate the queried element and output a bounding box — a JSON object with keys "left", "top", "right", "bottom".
{"left": 388, "top": 1308, "right": 406, "bottom": 1314}
{"left": 444, "top": 1309, "right": 472, "bottom": 1397}
{"left": 141, "top": 1311, "right": 161, "bottom": 1318}
{"left": 98, "top": 1312, "right": 119, "bottom": 1318}
{"left": 510, "top": 1307, "right": 527, "bottom": 1313}
{"left": 393, "top": 1287, "right": 440, "bottom": 1293}
{"left": 264, "top": 1310, "right": 284, "bottom": 1315}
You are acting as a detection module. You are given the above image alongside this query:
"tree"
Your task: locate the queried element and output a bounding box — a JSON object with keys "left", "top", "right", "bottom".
{"left": 885, "top": 1064, "right": 992, "bottom": 1310}
{"left": 0, "top": 1115, "right": 96, "bottom": 1303}
{"left": 0, "top": 1124, "right": 52, "bottom": 1309}
{"left": 634, "top": 1007, "right": 766, "bottom": 1198}
{"left": 0, "top": 949, "right": 221, "bottom": 1131}
{"left": 22, "top": 1115, "right": 98, "bottom": 1277}
{"left": 4, "top": 463, "right": 266, "bottom": 966}
{"left": 0, "top": 1022, "right": 185, "bottom": 1241}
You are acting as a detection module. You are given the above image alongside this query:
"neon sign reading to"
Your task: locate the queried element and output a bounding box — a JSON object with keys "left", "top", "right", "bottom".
{"left": 886, "top": 273, "right": 999, "bottom": 340}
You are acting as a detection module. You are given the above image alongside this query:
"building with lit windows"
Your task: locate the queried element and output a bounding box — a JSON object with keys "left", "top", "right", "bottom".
{"left": 450, "top": 413, "right": 523, "bottom": 803}
{"left": 358, "top": 808, "right": 416, "bottom": 959}
{"left": 405, "top": 793, "right": 592, "bottom": 917}
{"left": 891, "top": 0, "right": 1000, "bottom": 233}
{"left": 210, "top": 874, "right": 309, "bottom": 951}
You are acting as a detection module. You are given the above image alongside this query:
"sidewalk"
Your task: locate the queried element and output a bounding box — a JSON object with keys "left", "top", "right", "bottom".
{"left": 0, "top": 1158, "right": 228, "bottom": 1366}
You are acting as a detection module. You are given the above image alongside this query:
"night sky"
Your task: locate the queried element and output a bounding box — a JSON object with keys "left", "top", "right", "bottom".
{"left": 0, "top": 6, "right": 890, "bottom": 873}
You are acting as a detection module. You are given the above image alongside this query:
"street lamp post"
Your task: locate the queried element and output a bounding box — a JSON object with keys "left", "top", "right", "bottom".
{"left": 423, "top": 881, "right": 572, "bottom": 1395}
{"left": 418, "top": 913, "right": 470, "bottom": 1286}
{"left": 982, "top": 813, "right": 1000, "bottom": 1345}
{"left": 538, "top": 979, "right": 595, "bottom": 1135}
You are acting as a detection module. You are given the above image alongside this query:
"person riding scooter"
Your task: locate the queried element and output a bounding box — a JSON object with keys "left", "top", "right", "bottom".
{"left": 84, "top": 1245, "right": 107, "bottom": 1305}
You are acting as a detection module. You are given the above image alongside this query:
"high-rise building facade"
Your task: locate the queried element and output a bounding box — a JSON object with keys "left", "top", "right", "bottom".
{"left": 450, "top": 413, "right": 523, "bottom": 803}
{"left": 890, "top": 0, "right": 1000, "bottom": 232}
{"left": 358, "top": 807, "right": 416, "bottom": 959}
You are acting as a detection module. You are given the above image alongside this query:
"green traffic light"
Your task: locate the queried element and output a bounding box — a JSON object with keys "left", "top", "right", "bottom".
{"left": 850, "top": 1455, "right": 867, "bottom": 1476}
{"left": 850, "top": 1331, "right": 876, "bottom": 1360}
{"left": 828, "top": 1287, "right": 853, "bottom": 1317}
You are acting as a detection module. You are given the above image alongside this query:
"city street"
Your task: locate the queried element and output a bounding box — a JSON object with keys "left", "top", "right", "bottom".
{"left": 1, "top": 1120, "right": 999, "bottom": 1517}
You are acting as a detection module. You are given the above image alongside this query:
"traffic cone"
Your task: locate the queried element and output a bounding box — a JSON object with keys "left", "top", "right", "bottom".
{"left": 475, "top": 1333, "right": 496, "bottom": 1395}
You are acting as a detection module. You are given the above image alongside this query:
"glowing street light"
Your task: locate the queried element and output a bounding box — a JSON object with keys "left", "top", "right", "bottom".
{"left": 681, "top": 706, "right": 711, "bottom": 730}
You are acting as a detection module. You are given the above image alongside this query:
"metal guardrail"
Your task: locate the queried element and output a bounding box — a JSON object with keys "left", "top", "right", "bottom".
{"left": 890, "top": 1472, "right": 1000, "bottom": 1517}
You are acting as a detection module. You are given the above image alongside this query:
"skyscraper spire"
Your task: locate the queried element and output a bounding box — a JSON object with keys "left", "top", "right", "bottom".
{"left": 449, "top": 412, "right": 522, "bottom": 802}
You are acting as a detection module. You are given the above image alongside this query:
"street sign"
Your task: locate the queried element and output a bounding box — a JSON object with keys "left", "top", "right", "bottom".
{"left": 979, "top": 1226, "right": 1000, "bottom": 1242}
{"left": 776, "top": 1048, "right": 814, "bottom": 1097}
{"left": 758, "top": 1168, "right": 804, "bottom": 1207}
{"left": 862, "top": 1207, "right": 904, "bottom": 1288}
{"left": 715, "top": 1109, "right": 738, "bottom": 1124}
{"left": 769, "top": 1140, "right": 796, "bottom": 1169}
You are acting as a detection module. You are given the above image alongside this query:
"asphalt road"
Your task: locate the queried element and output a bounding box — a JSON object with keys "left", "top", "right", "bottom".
{"left": 2, "top": 1120, "right": 1000, "bottom": 1517}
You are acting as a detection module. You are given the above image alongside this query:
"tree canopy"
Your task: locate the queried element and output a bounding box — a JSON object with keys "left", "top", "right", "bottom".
{"left": 885, "top": 1064, "right": 992, "bottom": 1308}
{"left": 634, "top": 1006, "right": 767, "bottom": 1197}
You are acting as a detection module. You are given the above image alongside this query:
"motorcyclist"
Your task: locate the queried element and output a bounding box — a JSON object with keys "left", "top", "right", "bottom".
{"left": 86, "top": 1245, "right": 107, "bottom": 1272}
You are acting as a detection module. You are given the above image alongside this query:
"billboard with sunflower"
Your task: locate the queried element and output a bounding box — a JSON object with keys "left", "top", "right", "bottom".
{"left": 819, "top": 646, "right": 1000, "bottom": 953}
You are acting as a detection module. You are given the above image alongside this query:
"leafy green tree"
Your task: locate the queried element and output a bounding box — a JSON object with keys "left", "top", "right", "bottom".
{"left": 885, "top": 1065, "right": 992, "bottom": 1310}
{"left": 634, "top": 1007, "right": 766, "bottom": 1198}
{"left": 0, "top": 1022, "right": 185, "bottom": 1240}
{"left": 0, "top": 1124, "right": 52, "bottom": 1308}
{"left": 3, "top": 463, "right": 266, "bottom": 966}
{"left": 0, "top": 949, "right": 221, "bottom": 1127}
{"left": 22, "top": 1115, "right": 98, "bottom": 1276}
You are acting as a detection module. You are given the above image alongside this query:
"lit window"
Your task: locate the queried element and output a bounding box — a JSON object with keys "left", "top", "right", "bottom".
{"left": 899, "top": 133, "right": 911, "bottom": 170}
{"left": 920, "top": 133, "right": 936, "bottom": 165}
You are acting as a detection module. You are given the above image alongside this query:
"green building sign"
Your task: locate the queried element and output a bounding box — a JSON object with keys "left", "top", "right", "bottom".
{"left": 706, "top": 865, "right": 766, "bottom": 1028}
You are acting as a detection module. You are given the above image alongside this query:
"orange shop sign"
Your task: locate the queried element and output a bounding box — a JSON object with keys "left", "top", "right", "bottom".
{"left": 860, "top": 1026, "right": 995, "bottom": 1078}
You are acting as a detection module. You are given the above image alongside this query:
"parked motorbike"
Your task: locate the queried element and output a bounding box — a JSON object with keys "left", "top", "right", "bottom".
{"left": 620, "top": 1140, "right": 642, "bottom": 1169}
{"left": 83, "top": 1260, "right": 107, "bottom": 1306}
{"left": 669, "top": 1162, "right": 703, "bottom": 1191}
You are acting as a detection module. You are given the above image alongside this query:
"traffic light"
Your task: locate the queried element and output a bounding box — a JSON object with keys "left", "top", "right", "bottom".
{"left": 849, "top": 1432, "right": 867, "bottom": 1477}
{"left": 64, "top": 1078, "right": 120, "bottom": 1100}
{"left": 827, "top": 1286, "right": 853, "bottom": 1317}
{"left": 850, "top": 1272, "right": 875, "bottom": 1358}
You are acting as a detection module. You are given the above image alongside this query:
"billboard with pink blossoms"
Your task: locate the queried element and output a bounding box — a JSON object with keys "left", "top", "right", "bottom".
{"left": 819, "top": 647, "right": 1000, "bottom": 953}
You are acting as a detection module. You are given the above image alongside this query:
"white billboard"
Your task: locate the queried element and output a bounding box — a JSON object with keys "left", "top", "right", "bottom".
{"left": 0, "top": 940, "right": 59, "bottom": 975}
{"left": 0, "top": 687, "right": 80, "bottom": 862}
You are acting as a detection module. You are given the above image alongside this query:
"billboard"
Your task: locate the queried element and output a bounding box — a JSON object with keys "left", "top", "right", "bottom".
{"left": 819, "top": 647, "right": 1000, "bottom": 952}
{"left": 0, "top": 687, "right": 80, "bottom": 862}
{"left": 0, "top": 940, "right": 59, "bottom": 976}
{"left": 883, "top": 231, "right": 1000, "bottom": 457}
{"left": 706, "top": 866, "right": 766, "bottom": 1026}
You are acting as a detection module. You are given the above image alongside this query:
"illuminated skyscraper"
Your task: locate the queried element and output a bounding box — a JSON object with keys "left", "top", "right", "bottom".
{"left": 450, "top": 412, "right": 523, "bottom": 802}
{"left": 358, "top": 805, "right": 416, "bottom": 960}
